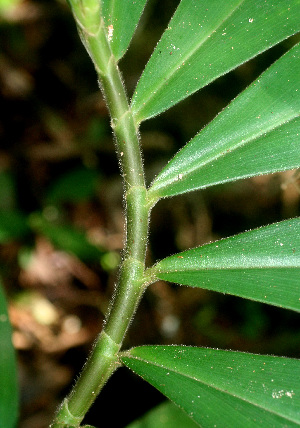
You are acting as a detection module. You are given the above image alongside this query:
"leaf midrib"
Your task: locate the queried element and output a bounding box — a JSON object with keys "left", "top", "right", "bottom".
{"left": 108, "top": 0, "right": 116, "bottom": 23}
{"left": 150, "top": 112, "right": 299, "bottom": 195}
{"left": 158, "top": 265, "right": 298, "bottom": 273}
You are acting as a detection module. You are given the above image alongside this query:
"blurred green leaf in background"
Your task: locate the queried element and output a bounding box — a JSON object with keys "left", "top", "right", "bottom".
{"left": 0, "top": 279, "right": 18, "bottom": 428}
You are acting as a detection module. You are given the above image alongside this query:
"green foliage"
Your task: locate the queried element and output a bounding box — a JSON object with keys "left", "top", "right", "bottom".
{"left": 0, "top": 163, "right": 113, "bottom": 275}
{"left": 1, "top": 0, "right": 299, "bottom": 427}
{"left": 101, "top": 0, "right": 148, "bottom": 60}
{"left": 122, "top": 346, "right": 300, "bottom": 427}
{"left": 0, "top": 0, "right": 20, "bottom": 15}
{"left": 126, "top": 401, "right": 198, "bottom": 428}
{"left": 28, "top": 212, "right": 104, "bottom": 263}
{"left": 148, "top": 43, "right": 300, "bottom": 200}
{"left": 131, "top": 0, "right": 300, "bottom": 122}
{"left": 53, "top": 0, "right": 300, "bottom": 425}
{"left": 154, "top": 218, "right": 300, "bottom": 312}
{"left": 0, "top": 170, "right": 16, "bottom": 210}
{"left": 45, "top": 167, "right": 100, "bottom": 205}
{"left": 0, "top": 280, "right": 18, "bottom": 428}
{"left": 0, "top": 210, "right": 30, "bottom": 243}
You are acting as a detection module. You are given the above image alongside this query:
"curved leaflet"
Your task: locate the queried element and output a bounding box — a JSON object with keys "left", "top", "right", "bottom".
{"left": 122, "top": 346, "right": 300, "bottom": 427}
{"left": 154, "top": 218, "right": 300, "bottom": 312}
{"left": 131, "top": 0, "right": 300, "bottom": 123}
{"left": 101, "top": 0, "right": 148, "bottom": 60}
{"left": 148, "top": 43, "right": 300, "bottom": 201}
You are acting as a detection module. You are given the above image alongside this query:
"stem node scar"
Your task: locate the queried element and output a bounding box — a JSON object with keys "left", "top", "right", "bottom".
{"left": 52, "top": 3, "right": 149, "bottom": 424}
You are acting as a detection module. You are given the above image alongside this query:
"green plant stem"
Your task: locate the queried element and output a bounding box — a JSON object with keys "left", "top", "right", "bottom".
{"left": 51, "top": 4, "right": 151, "bottom": 427}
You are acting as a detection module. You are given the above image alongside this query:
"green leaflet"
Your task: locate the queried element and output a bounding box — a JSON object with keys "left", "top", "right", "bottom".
{"left": 101, "top": 0, "right": 148, "bottom": 60}
{"left": 148, "top": 43, "right": 300, "bottom": 201}
{"left": 131, "top": 0, "right": 300, "bottom": 123}
{"left": 126, "top": 401, "right": 198, "bottom": 428}
{"left": 121, "top": 346, "right": 300, "bottom": 428}
{"left": 154, "top": 218, "right": 300, "bottom": 312}
{"left": 0, "top": 280, "right": 18, "bottom": 428}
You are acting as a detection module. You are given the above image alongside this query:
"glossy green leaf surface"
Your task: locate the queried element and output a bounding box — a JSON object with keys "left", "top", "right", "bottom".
{"left": 122, "top": 346, "right": 300, "bottom": 427}
{"left": 131, "top": 0, "right": 300, "bottom": 123}
{"left": 148, "top": 43, "right": 300, "bottom": 200}
{"left": 126, "top": 401, "right": 198, "bottom": 428}
{"left": 154, "top": 218, "right": 300, "bottom": 312}
{"left": 0, "top": 280, "right": 18, "bottom": 428}
{"left": 101, "top": 0, "right": 148, "bottom": 60}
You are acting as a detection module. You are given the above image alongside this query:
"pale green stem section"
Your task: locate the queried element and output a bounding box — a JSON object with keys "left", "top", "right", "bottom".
{"left": 51, "top": 2, "right": 152, "bottom": 426}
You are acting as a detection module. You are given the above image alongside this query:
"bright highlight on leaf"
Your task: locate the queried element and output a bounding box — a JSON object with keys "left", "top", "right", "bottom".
{"left": 121, "top": 346, "right": 300, "bottom": 428}
{"left": 148, "top": 43, "right": 300, "bottom": 201}
{"left": 154, "top": 218, "right": 300, "bottom": 312}
{"left": 101, "top": 0, "right": 148, "bottom": 60}
{"left": 131, "top": 0, "right": 300, "bottom": 123}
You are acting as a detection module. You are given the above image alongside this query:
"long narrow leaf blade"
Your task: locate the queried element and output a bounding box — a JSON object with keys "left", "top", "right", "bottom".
{"left": 101, "top": 0, "right": 148, "bottom": 60}
{"left": 154, "top": 218, "right": 300, "bottom": 312}
{"left": 131, "top": 0, "right": 300, "bottom": 123}
{"left": 121, "top": 346, "right": 300, "bottom": 427}
{"left": 148, "top": 43, "right": 300, "bottom": 200}
{"left": 0, "top": 280, "right": 18, "bottom": 428}
{"left": 126, "top": 401, "right": 198, "bottom": 428}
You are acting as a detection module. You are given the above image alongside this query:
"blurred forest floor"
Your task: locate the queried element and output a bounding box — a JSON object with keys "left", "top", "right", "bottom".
{"left": 0, "top": 0, "right": 299, "bottom": 427}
